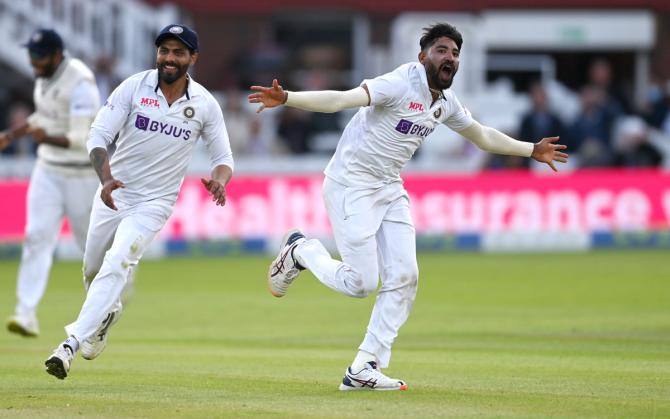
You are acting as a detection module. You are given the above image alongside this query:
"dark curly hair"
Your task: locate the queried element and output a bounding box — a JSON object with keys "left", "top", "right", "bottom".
{"left": 419, "top": 23, "right": 463, "bottom": 51}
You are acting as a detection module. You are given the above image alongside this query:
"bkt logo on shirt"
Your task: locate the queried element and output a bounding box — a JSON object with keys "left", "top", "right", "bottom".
{"left": 395, "top": 119, "right": 434, "bottom": 137}
{"left": 135, "top": 115, "right": 192, "bottom": 140}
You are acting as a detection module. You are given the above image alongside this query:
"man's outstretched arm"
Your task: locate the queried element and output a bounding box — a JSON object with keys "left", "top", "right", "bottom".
{"left": 249, "top": 79, "right": 370, "bottom": 113}
{"left": 458, "top": 121, "right": 568, "bottom": 171}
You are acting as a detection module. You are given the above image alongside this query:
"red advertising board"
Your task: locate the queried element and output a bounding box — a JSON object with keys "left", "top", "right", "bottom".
{"left": 2, "top": 169, "right": 669, "bottom": 242}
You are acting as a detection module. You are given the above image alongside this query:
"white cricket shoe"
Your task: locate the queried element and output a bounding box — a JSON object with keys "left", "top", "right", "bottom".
{"left": 45, "top": 344, "right": 75, "bottom": 380}
{"left": 80, "top": 309, "right": 121, "bottom": 360}
{"left": 268, "top": 229, "right": 306, "bottom": 297}
{"left": 339, "top": 361, "right": 408, "bottom": 391}
{"left": 6, "top": 313, "right": 39, "bottom": 337}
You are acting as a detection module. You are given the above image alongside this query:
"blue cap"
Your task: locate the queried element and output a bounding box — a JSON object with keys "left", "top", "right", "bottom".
{"left": 23, "top": 28, "right": 64, "bottom": 58}
{"left": 155, "top": 24, "right": 199, "bottom": 52}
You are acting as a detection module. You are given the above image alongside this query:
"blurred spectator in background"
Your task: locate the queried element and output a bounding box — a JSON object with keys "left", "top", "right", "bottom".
{"left": 219, "top": 88, "right": 267, "bottom": 155}
{"left": 640, "top": 76, "right": 668, "bottom": 129}
{"left": 520, "top": 82, "right": 566, "bottom": 144}
{"left": 612, "top": 116, "right": 662, "bottom": 167}
{"left": 94, "top": 54, "right": 120, "bottom": 102}
{"left": 511, "top": 82, "right": 566, "bottom": 169}
{"left": 277, "top": 107, "right": 313, "bottom": 154}
{"left": 568, "top": 85, "right": 615, "bottom": 167}
{"left": 0, "top": 103, "right": 34, "bottom": 156}
{"left": 235, "top": 35, "right": 288, "bottom": 91}
{"left": 588, "top": 58, "right": 629, "bottom": 115}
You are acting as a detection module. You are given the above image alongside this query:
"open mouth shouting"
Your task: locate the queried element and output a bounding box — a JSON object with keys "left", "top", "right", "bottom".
{"left": 440, "top": 62, "right": 454, "bottom": 81}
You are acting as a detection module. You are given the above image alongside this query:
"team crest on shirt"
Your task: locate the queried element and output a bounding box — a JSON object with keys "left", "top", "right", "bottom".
{"left": 183, "top": 107, "right": 195, "bottom": 118}
{"left": 433, "top": 108, "right": 442, "bottom": 119}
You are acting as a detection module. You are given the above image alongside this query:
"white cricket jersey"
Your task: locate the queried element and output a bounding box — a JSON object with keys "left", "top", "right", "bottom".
{"left": 27, "top": 57, "right": 100, "bottom": 168}
{"left": 87, "top": 70, "right": 234, "bottom": 206}
{"left": 324, "top": 62, "right": 474, "bottom": 187}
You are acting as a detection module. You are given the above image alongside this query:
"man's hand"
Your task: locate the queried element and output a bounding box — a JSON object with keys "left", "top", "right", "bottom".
{"left": 0, "top": 132, "right": 11, "bottom": 151}
{"left": 531, "top": 137, "right": 569, "bottom": 172}
{"left": 27, "top": 127, "right": 48, "bottom": 143}
{"left": 101, "top": 179, "right": 125, "bottom": 210}
{"left": 248, "top": 79, "right": 287, "bottom": 114}
{"left": 201, "top": 178, "right": 227, "bottom": 206}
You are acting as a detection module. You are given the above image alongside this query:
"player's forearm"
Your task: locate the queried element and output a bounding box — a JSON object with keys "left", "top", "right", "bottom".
{"left": 458, "top": 121, "right": 533, "bottom": 157}
{"left": 211, "top": 164, "right": 233, "bottom": 186}
{"left": 284, "top": 87, "right": 369, "bottom": 113}
{"left": 3, "top": 123, "right": 30, "bottom": 142}
{"left": 89, "top": 147, "right": 113, "bottom": 184}
{"left": 40, "top": 135, "right": 70, "bottom": 148}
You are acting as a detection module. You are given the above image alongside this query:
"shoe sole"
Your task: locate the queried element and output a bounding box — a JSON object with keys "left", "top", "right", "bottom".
{"left": 6, "top": 320, "right": 38, "bottom": 337}
{"left": 339, "top": 383, "right": 408, "bottom": 391}
{"left": 45, "top": 357, "right": 67, "bottom": 380}
{"left": 267, "top": 229, "right": 301, "bottom": 298}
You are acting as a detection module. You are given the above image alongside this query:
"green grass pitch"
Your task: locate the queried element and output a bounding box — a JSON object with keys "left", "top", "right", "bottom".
{"left": 1, "top": 250, "right": 669, "bottom": 418}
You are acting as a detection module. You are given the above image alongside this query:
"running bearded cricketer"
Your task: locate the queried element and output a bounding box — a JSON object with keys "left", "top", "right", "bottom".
{"left": 44, "top": 24, "right": 234, "bottom": 379}
{"left": 249, "top": 23, "right": 568, "bottom": 391}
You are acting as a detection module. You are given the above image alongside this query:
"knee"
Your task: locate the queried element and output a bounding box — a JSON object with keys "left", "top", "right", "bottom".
{"left": 23, "top": 226, "right": 51, "bottom": 250}
{"left": 343, "top": 267, "right": 378, "bottom": 298}
{"left": 82, "top": 264, "right": 98, "bottom": 289}
{"left": 391, "top": 265, "right": 419, "bottom": 289}
{"left": 357, "top": 282, "right": 378, "bottom": 298}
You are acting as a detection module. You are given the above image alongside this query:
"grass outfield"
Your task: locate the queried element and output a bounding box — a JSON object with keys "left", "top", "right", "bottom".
{"left": 0, "top": 250, "right": 669, "bottom": 418}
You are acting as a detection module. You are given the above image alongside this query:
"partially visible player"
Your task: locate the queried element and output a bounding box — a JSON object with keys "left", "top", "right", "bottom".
{"left": 249, "top": 23, "right": 568, "bottom": 391}
{"left": 1, "top": 29, "right": 100, "bottom": 337}
{"left": 44, "top": 24, "right": 234, "bottom": 379}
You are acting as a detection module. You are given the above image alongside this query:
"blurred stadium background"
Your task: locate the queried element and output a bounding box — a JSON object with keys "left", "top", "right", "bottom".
{"left": 1, "top": 0, "right": 670, "bottom": 257}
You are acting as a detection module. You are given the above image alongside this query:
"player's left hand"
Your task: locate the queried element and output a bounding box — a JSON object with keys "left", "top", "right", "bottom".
{"left": 531, "top": 137, "right": 568, "bottom": 172}
{"left": 27, "top": 127, "right": 48, "bottom": 143}
{"left": 201, "top": 178, "right": 227, "bottom": 206}
{"left": 248, "top": 79, "right": 287, "bottom": 113}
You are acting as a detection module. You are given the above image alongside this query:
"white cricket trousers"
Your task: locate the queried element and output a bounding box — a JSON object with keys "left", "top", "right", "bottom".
{"left": 64, "top": 194, "right": 169, "bottom": 342}
{"left": 15, "top": 163, "right": 98, "bottom": 316}
{"left": 294, "top": 177, "right": 419, "bottom": 368}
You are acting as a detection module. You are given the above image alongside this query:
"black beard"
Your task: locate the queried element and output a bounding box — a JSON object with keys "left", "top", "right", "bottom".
{"left": 157, "top": 62, "right": 188, "bottom": 84}
{"left": 37, "top": 57, "right": 59, "bottom": 78}
{"left": 426, "top": 61, "right": 456, "bottom": 90}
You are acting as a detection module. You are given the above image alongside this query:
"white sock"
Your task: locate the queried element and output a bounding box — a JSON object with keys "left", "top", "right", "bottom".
{"left": 63, "top": 335, "right": 80, "bottom": 353}
{"left": 351, "top": 350, "right": 377, "bottom": 371}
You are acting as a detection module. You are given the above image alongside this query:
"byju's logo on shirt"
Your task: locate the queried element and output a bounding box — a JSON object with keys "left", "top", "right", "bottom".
{"left": 395, "top": 119, "right": 434, "bottom": 138}
{"left": 135, "top": 115, "right": 192, "bottom": 140}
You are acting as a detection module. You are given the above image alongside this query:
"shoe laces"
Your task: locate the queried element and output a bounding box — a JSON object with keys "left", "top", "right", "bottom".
{"left": 356, "top": 362, "right": 395, "bottom": 382}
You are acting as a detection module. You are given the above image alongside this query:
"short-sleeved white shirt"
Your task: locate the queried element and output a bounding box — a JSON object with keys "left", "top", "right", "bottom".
{"left": 324, "top": 62, "right": 473, "bottom": 187}
{"left": 88, "top": 70, "right": 234, "bottom": 206}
